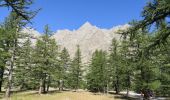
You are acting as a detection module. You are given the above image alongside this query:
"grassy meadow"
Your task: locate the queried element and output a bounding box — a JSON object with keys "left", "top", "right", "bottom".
{"left": 0, "top": 90, "right": 123, "bottom": 100}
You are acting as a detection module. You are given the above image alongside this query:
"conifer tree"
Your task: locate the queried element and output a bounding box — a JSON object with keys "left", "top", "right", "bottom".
{"left": 33, "top": 25, "right": 58, "bottom": 94}
{"left": 86, "top": 50, "right": 108, "bottom": 92}
{"left": 108, "top": 38, "right": 122, "bottom": 94}
{"left": 0, "top": 0, "right": 39, "bottom": 21}
{"left": 0, "top": 27, "right": 8, "bottom": 92}
{"left": 154, "top": 39, "right": 170, "bottom": 96}
{"left": 125, "top": 0, "right": 170, "bottom": 53}
{"left": 3, "top": 11, "right": 23, "bottom": 98}
{"left": 0, "top": 0, "right": 37, "bottom": 96}
{"left": 68, "top": 45, "right": 83, "bottom": 91}
{"left": 119, "top": 39, "right": 135, "bottom": 96}
{"left": 58, "top": 47, "right": 70, "bottom": 90}
{"left": 14, "top": 38, "right": 34, "bottom": 90}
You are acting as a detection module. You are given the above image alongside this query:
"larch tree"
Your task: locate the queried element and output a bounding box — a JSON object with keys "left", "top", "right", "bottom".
{"left": 0, "top": 0, "right": 39, "bottom": 21}
{"left": 108, "top": 38, "right": 122, "bottom": 94}
{"left": 33, "top": 25, "right": 58, "bottom": 94}
{"left": 58, "top": 47, "right": 71, "bottom": 90}
{"left": 86, "top": 50, "right": 108, "bottom": 93}
{"left": 14, "top": 37, "right": 34, "bottom": 90}
{"left": 0, "top": 26, "right": 9, "bottom": 92}
{"left": 0, "top": 0, "right": 37, "bottom": 97}
{"left": 68, "top": 45, "right": 83, "bottom": 91}
{"left": 3, "top": 12, "right": 22, "bottom": 98}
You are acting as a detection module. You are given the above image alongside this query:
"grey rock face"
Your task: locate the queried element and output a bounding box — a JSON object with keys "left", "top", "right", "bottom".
{"left": 21, "top": 22, "right": 129, "bottom": 63}
{"left": 52, "top": 22, "right": 129, "bottom": 63}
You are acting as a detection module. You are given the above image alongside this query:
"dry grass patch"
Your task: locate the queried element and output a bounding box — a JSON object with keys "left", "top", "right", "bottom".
{"left": 1, "top": 91, "right": 122, "bottom": 100}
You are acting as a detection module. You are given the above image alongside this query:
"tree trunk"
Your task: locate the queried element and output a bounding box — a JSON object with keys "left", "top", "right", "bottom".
{"left": 46, "top": 84, "right": 49, "bottom": 92}
{"left": 5, "top": 66, "right": 13, "bottom": 98}
{"left": 5, "top": 23, "right": 19, "bottom": 99}
{"left": 76, "top": 72, "right": 79, "bottom": 91}
{"left": 39, "top": 78, "right": 43, "bottom": 94}
{"left": 0, "top": 67, "right": 4, "bottom": 92}
{"left": 59, "top": 80, "right": 63, "bottom": 91}
{"left": 106, "top": 83, "right": 109, "bottom": 94}
{"left": 115, "top": 84, "right": 119, "bottom": 94}
{"left": 5, "top": 50, "right": 15, "bottom": 98}
{"left": 126, "top": 73, "right": 130, "bottom": 97}
{"left": 46, "top": 75, "right": 50, "bottom": 92}
{"left": 115, "top": 75, "right": 119, "bottom": 94}
{"left": 43, "top": 79, "right": 46, "bottom": 93}
{"left": 127, "top": 87, "right": 129, "bottom": 97}
{"left": 39, "top": 77, "right": 46, "bottom": 94}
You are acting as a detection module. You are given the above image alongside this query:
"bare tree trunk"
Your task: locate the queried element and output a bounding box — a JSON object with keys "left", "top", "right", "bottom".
{"left": 46, "top": 75, "right": 50, "bottom": 92}
{"left": 39, "top": 77, "right": 45, "bottom": 94}
{"left": 115, "top": 75, "right": 119, "bottom": 94}
{"left": 127, "top": 87, "right": 129, "bottom": 97}
{"left": 59, "top": 80, "right": 64, "bottom": 91}
{"left": 5, "top": 49, "right": 15, "bottom": 98}
{"left": 42, "top": 79, "right": 46, "bottom": 93}
{"left": 46, "top": 84, "right": 49, "bottom": 92}
{"left": 43, "top": 78, "right": 46, "bottom": 93}
{"left": 106, "top": 83, "right": 109, "bottom": 94}
{"left": 5, "top": 65, "right": 13, "bottom": 98}
{"left": 0, "top": 67, "right": 4, "bottom": 92}
{"left": 76, "top": 72, "right": 79, "bottom": 91}
{"left": 5, "top": 37, "right": 17, "bottom": 99}
{"left": 39, "top": 73, "right": 46, "bottom": 94}
{"left": 126, "top": 74, "right": 130, "bottom": 97}
{"left": 39, "top": 78, "right": 43, "bottom": 94}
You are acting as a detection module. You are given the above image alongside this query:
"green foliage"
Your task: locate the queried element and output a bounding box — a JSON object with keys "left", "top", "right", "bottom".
{"left": 126, "top": 0, "right": 170, "bottom": 96}
{"left": 68, "top": 45, "right": 83, "bottom": 90}
{"left": 58, "top": 47, "right": 71, "bottom": 88}
{"left": 14, "top": 38, "right": 37, "bottom": 90}
{"left": 148, "top": 80, "right": 161, "bottom": 90}
{"left": 108, "top": 39, "right": 123, "bottom": 93}
{"left": 0, "top": 0, "right": 39, "bottom": 22}
{"left": 32, "top": 25, "right": 59, "bottom": 93}
{"left": 86, "top": 50, "right": 108, "bottom": 92}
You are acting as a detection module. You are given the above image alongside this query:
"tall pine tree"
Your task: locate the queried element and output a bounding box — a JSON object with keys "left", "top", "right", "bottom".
{"left": 33, "top": 25, "right": 58, "bottom": 94}
{"left": 58, "top": 47, "right": 70, "bottom": 90}
{"left": 68, "top": 45, "right": 83, "bottom": 91}
{"left": 86, "top": 50, "right": 108, "bottom": 93}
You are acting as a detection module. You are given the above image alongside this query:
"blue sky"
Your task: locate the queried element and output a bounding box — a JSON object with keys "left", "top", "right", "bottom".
{"left": 0, "top": 0, "right": 147, "bottom": 33}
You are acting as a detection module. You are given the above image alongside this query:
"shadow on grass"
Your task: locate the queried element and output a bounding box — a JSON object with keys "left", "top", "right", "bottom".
{"left": 107, "top": 91, "right": 139, "bottom": 100}
{"left": 88, "top": 91, "right": 140, "bottom": 100}
{"left": 113, "top": 95, "right": 139, "bottom": 100}
{"left": 45, "top": 90, "right": 62, "bottom": 95}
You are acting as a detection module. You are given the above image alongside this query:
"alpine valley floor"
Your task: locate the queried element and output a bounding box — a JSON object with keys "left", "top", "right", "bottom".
{"left": 0, "top": 90, "right": 124, "bottom": 100}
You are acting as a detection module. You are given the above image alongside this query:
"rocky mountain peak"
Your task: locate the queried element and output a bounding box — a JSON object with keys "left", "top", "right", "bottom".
{"left": 23, "top": 23, "right": 130, "bottom": 63}
{"left": 52, "top": 23, "right": 129, "bottom": 63}
{"left": 79, "top": 22, "right": 97, "bottom": 30}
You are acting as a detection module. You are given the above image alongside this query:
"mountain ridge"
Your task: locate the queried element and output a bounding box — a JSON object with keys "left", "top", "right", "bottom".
{"left": 22, "top": 22, "right": 130, "bottom": 63}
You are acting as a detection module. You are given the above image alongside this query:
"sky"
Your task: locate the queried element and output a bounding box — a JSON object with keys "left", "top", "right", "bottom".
{"left": 0, "top": 0, "right": 147, "bottom": 33}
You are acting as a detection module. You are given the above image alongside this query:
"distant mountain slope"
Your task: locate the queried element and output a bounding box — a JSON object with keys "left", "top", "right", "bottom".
{"left": 52, "top": 22, "right": 129, "bottom": 63}
{"left": 21, "top": 22, "right": 129, "bottom": 63}
{"left": 21, "top": 27, "right": 41, "bottom": 46}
